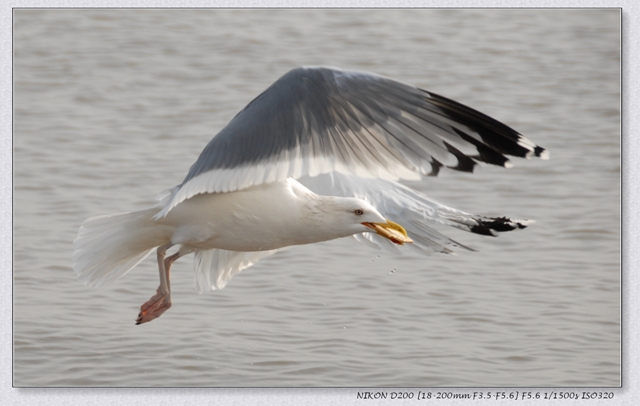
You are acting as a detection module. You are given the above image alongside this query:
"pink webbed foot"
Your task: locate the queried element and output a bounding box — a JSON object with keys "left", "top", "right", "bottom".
{"left": 136, "top": 244, "right": 180, "bottom": 325}
{"left": 135, "top": 290, "right": 171, "bottom": 325}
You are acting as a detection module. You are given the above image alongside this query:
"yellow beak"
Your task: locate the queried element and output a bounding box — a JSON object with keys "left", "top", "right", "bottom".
{"left": 362, "top": 220, "right": 413, "bottom": 245}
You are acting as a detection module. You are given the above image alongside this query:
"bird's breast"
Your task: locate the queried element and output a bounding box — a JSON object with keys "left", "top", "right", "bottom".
{"left": 158, "top": 180, "right": 315, "bottom": 252}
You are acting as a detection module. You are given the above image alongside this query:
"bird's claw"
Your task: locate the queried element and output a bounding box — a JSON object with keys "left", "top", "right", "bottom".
{"left": 135, "top": 292, "right": 171, "bottom": 325}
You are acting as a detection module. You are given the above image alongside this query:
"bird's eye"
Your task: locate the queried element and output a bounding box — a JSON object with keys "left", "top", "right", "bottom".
{"left": 354, "top": 209, "right": 364, "bottom": 216}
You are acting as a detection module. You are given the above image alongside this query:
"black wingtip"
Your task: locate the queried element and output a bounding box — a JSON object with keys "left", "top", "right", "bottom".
{"left": 534, "top": 146, "right": 550, "bottom": 160}
{"left": 470, "top": 216, "right": 533, "bottom": 236}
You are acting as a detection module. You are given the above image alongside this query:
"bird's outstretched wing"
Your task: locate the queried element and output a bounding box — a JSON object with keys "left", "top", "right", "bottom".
{"left": 299, "top": 173, "right": 534, "bottom": 255}
{"left": 156, "top": 67, "right": 548, "bottom": 218}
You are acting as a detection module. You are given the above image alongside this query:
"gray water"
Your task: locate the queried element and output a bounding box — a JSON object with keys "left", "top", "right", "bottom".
{"left": 13, "top": 9, "right": 620, "bottom": 387}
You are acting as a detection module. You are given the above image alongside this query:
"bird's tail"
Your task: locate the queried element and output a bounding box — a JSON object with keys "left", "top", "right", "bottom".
{"left": 72, "top": 207, "right": 171, "bottom": 288}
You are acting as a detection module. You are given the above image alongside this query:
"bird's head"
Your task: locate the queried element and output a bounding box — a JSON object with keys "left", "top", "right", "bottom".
{"left": 324, "top": 197, "right": 413, "bottom": 245}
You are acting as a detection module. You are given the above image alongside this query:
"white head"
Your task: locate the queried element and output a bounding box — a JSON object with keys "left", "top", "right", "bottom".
{"left": 307, "top": 196, "right": 413, "bottom": 245}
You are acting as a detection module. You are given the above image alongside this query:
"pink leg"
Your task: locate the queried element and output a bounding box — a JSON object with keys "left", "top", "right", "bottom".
{"left": 136, "top": 243, "right": 182, "bottom": 325}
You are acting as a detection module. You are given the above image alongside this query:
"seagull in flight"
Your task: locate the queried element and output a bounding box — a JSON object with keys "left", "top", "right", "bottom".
{"left": 72, "top": 67, "right": 548, "bottom": 324}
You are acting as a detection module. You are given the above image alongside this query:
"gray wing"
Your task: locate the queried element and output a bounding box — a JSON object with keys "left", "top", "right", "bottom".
{"left": 157, "top": 66, "right": 548, "bottom": 217}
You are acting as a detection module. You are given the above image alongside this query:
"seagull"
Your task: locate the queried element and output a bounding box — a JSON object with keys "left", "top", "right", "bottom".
{"left": 72, "top": 67, "right": 548, "bottom": 325}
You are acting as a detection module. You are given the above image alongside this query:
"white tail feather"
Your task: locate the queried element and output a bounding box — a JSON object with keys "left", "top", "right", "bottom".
{"left": 193, "top": 249, "right": 279, "bottom": 293}
{"left": 72, "top": 207, "right": 171, "bottom": 288}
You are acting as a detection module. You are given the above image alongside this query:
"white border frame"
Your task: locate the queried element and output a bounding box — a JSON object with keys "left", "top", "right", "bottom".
{"left": 3, "top": 1, "right": 633, "bottom": 405}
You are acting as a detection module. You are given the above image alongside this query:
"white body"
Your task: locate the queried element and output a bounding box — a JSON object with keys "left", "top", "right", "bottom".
{"left": 73, "top": 178, "right": 386, "bottom": 291}
{"left": 161, "top": 178, "right": 383, "bottom": 252}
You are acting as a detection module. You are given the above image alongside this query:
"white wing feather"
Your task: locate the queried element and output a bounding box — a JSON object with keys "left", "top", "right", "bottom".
{"left": 298, "top": 173, "right": 480, "bottom": 254}
{"left": 193, "top": 249, "right": 280, "bottom": 293}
